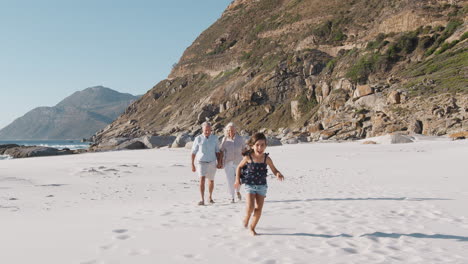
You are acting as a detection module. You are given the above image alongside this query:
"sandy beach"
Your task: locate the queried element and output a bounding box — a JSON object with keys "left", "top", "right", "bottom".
{"left": 1, "top": 137, "right": 467, "bottom": 264}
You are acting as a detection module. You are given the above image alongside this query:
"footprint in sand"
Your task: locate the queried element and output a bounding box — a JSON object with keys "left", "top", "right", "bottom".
{"left": 119, "top": 164, "right": 139, "bottom": 168}
{"left": 100, "top": 243, "right": 117, "bottom": 251}
{"left": 112, "top": 229, "right": 131, "bottom": 240}
{"left": 176, "top": 253, "right": 202, "bottom": 262}
{"left": 37, "top": 184, "right": 66, "bottom": 187}
{"left": 116, "top": 234, "right": 130, "bottom": 240}
{"left": 342, "top": 247, "right": 359, "bottom": 254}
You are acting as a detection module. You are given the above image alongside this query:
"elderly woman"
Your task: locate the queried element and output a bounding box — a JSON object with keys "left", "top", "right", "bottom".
{"left": 220, "top": 122, "right": 245, "bottom": 203}
{"left": 191, "top": 122, "right": 223, "bottom": 206}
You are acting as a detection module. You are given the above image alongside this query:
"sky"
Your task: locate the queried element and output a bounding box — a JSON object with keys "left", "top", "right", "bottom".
{"left": 0, "top": 0, "right": 232, "bottom": 130}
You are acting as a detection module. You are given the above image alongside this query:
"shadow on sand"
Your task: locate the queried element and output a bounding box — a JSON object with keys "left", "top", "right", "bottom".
{"left": 260, "top": 232, "right": 468, "bottom": 241}
{"left": 361, "top": 232, "right": 468, "bottom": 242}
{"left": 266, "top": 197, "right": 452, "bottom": 203}
{"left": 260, "top": 233, "right": 352, "bottom": 238}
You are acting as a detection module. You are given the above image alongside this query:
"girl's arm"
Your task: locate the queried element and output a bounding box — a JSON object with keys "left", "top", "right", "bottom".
{"left": 266, "top": 156, "right": 284, "bottom": 181}
{"left": 234, "top": 157, "right": 248, "bottom": 188}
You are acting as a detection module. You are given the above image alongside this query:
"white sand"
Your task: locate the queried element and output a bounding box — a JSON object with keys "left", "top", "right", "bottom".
{"left": 1, "top": 139, "right": 467, "bottom": 264}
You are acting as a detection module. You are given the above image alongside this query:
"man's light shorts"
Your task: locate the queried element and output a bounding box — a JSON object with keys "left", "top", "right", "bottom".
{"left": 196, "top": 161, "right": 217, "bottom": 180}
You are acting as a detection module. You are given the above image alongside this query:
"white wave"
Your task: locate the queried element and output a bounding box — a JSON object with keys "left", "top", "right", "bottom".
{"left": 0, "top": 154, "right": 12, "bottom": 160}
{"left": 35, "top": 144, "right": 90, "bottom": 150}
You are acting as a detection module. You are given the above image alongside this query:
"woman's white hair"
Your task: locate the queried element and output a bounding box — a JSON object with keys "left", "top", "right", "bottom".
{"left": 224, "top": 122, "right": 237, "bottom": 138}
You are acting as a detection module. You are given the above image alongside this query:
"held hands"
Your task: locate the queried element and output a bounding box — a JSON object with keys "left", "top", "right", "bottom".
{"left": 217, "top": 162, "right": 223, "bottom": 169}
{"left": 234, "top": 180, "right": 241, "bottom": 189}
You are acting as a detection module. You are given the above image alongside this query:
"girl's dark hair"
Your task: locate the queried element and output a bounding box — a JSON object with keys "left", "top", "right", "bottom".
{"left": 242, "top": 133, "right": 267, "bottom": 156}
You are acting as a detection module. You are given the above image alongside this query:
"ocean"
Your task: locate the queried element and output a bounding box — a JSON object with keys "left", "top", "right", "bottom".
{"left": 0, "top": 140, "right": 90, "bottom": 160}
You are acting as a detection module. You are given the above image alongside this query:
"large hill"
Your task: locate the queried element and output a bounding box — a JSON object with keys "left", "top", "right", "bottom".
{"left": 0, "top": 86, "right": 139, "bottom": 140}
{"left": 93, "top": 0, "right": 467, "bottom": 146}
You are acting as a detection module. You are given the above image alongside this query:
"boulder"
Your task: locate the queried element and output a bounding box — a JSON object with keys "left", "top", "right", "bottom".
{"left": 321, "top": 82, "right": 330, "bottom": 97}
{"left": 281, "top": 128, "right": 291, "bottom": 135}
{"left": 282, "top": 137, "right": 299, "bottom": 144}
{"left": 320, "top": 130, "right": 337, "bottom": 140}
{"left": 324, "top": 89, "right": 349, "bottom": 110}
{"left": 387, "top": 90, "right": 401, "bottom": 104}
{"left": 239, "top": 130, "right": 250, "bottom": 136}
{"left": 99, "top": 137, "right": 131, "bottom": 148}
{"left": 390, "top": 134, "right": 414, "bottom": 144}
{"left": 266, "top": 136, "right": 283, "bottom": 146}
{"left": 448, "top": 131, "right": 468, "bottom": 140}
{"left": 291, "top": 100, "right": 301, "bottom": 120}
{"left": 4, "top": 146, "right": 73, "bottom": 158}
{"left": 334, "top": 78, "right": 354, "bottom": 92}
{"left": 116, "top": 140, "right": 146, "bottom": 150}
{"left": 171, "top": 133, "right": 193, "bottom": 148}
{"left": 185, "top": 141, "right": 194, "bottom": 150}
{"left": 353, "top": 94, "right": 387, "bottom": 112}
{"left": 264, "top": 104, "right": 274, "bottom": 113}
{"left": 308, "top": 123, "right": 323, "bottom": 133}
{"left": 141, "top": 135, "right": 176, "bottom": 148}
{"left": 353, "top": 84, "right": 373, "bottom": 98}
{"left": 197, "top": 104, "right": 218, "bottom": 123}
{"left": 0, "top": 144, "right": 20, "bottom": 155}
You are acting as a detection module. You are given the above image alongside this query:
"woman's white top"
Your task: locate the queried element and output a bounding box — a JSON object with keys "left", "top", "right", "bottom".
{"left": 220, "top": 134, "right": 245, "bottom": 165}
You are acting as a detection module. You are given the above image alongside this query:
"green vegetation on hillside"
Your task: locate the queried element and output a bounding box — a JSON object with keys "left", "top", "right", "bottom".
{"left": 345, "top": 18, "right": 465, "bottom": 84}
{"left": 404, "top": 47, "right": 468, "bottom": 96}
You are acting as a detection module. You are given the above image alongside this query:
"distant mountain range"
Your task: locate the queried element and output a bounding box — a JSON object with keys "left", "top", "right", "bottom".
{"left": 0, "top": 86, "right": 139, "bottom": 140}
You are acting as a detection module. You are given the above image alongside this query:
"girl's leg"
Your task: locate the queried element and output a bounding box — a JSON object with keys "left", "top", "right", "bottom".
{"left": 249, "top": 194, "right": 265, "bottom": 236}
{"left": 243, "top": 193, "right": 256, "bottom": 228}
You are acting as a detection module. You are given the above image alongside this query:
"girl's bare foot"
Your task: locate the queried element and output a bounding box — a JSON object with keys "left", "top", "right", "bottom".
{"left": 242, "top": 218, "right": 249, "bottom": 228}
{"left": 249, "top": 226, "right": 258, "bottom": 236}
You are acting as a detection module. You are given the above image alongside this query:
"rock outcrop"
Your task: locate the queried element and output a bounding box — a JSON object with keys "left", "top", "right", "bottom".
{"left": 2, "top": 145, "right": 73, "bottom": 158}
{"left": 90, "top": 0, "right": 467, "bottom": 150}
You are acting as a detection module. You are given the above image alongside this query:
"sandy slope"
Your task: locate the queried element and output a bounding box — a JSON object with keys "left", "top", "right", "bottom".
{"left": 1, "top": 139, "right": 467, "bottom": 264}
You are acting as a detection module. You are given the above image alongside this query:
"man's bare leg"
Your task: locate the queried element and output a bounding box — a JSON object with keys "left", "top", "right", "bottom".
{"left": 249, "top": 194, "right": 265, "bottom": 236}
{"left": 243, "top": 193, "right": 255, "bottom": 228}
{"left": 199, "top": 176, "right": 206, "bottom": 205}
{"left": 208, "top": 180, "right": 215, "bottom": 203}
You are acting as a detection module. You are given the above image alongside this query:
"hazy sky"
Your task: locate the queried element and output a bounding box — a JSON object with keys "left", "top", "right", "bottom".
{"left": 0, "top": 0, "right": 232, "bottom": 129}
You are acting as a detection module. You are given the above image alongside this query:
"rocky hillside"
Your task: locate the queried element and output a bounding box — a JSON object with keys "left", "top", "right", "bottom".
{"left": 0, "top": 86, "right": 139, "bottom": 140}
{"left": 92, "top": 0, "right": 467, "bottom": 146}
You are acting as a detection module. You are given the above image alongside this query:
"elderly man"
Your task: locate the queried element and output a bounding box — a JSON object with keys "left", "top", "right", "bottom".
{"left": 191, "top": 122, "right": 222, "bottom": 205}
